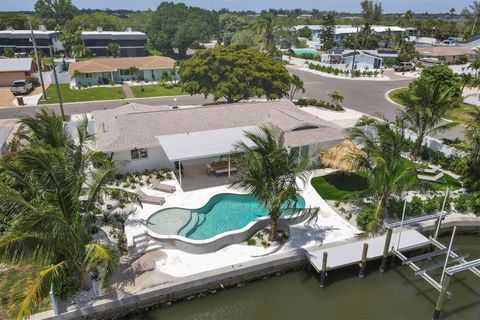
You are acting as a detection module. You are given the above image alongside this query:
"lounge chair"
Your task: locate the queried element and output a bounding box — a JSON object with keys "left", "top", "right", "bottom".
{"left": 137, "top": 190, "right": 166, "bottom": 205}
{"left": 149, "top": 179, "right": 176, "bottom": 193}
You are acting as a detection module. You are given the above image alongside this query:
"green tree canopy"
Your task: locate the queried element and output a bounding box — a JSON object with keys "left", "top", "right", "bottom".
{"left": 231, "top": 29, "right": 258, "bottom": 48}
{"left": 297, "top": 26, "right": 312, "bottom": 39}
{"left": 147, "top": 2, "right": 219, "bottom": 58}
{"left": 320, "top": 13, "right": 336, "bottom": 50}
{"left": 64, "top": 12, "right": 127, "bottom": 33}
{"left": 361, "top": 0, "right": 383, "bottom": 26}
{"left": 179, "top": 45, "right": 291, "bottom": 103}
{"left": 219, "top": 13, "right": 249, "bottom": 45}
{"left": 34, "top": 0, "right": 78, "bottom": 26}
{"left": 409, "top": 65, "right": 462, "bottom": 100}
{"left": 398, "top": 41, "right": 418, "bottom": 62}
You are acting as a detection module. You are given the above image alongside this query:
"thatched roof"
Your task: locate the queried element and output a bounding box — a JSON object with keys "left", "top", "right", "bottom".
{"left": 320, "top": 140, "right": 363, "bottom": 172}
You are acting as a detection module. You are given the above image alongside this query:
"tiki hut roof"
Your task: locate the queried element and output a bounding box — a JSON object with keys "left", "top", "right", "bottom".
{"left": 320, "top": 140, "right": 363, "bottom": 172}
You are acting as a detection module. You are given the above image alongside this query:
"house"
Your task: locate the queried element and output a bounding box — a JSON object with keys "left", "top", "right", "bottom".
{"left": 68, "top": 56, "right": 176, "bottom": 87}
{"left": 0, "top": 58, "right": 37, "bottom": 86}
{"left": 320, "top": 49, "right": 396, "bottom": 69}
{"left": 81, "top": 28, "right": 148, "bottom": 57}
{"left": 287, "top": 48, "right": 320, "bottom": 56}
{"left": 91, "top": 100, "right": 345, "bottom": 174}
{"left": 0, "top": 26, "right": 63, "bottom": 55}
{"left": 0, "top": 126, "right": 13, "bottom": 154}
{"left": 417, "top": 46, "right": 475, "bottom": 64}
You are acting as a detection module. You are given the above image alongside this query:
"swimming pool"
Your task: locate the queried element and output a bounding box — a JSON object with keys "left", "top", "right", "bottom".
{"left": 146, "top": 193, "right": 305, "bottom": 240}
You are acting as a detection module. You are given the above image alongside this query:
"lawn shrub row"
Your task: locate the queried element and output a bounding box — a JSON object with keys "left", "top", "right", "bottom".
{"left": 295, "top": 98, "right": 344, "bottom": 111}
{"left": 308, "top": 63, "right": 384, "bottom": 78}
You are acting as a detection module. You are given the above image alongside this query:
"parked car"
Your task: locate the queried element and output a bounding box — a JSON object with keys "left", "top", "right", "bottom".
{"left": 393, "top": 62, "right": 416, "bottom": 72}
{"left": 10, "top": 80, "right": 33, "bottom": 95}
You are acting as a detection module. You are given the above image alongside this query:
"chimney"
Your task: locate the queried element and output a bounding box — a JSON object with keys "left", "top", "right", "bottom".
{"left": 126, "top": 27, "right": 132, "bottom": 32}
{"left": 97, "top": 26, "right": 103, "bottom": 33}
{"left": 38, "top": 25, "right": 47, "bottom": 32}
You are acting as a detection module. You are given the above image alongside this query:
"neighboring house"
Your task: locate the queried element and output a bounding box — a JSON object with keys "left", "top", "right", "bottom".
{"left": 409, "top": 36, "right": 439, "bottom": 46}
{"left": 81, "top": 28, "right": 148, "bottom": 57}
{"left": 0, "top": 126, "right": 13, "bottom": 155}
{"left": 91, "top": 100, "right": 345, "bottom": 174}
{"left": 417, "top": 46, "right": 475, "bottom": 63}
{"left": 0, "top": 26, "right": 63, "bottom": 55}
{"left": 287, "top": 48, "right": 320, "bottom": 55}
{"left": 68, "top": 56, "right": 176, "bottom": 87}
{"left": 0, "top": 58, "right": 37, "bottom": 86}
{"left": 293, "top": 25, "right": 411, "bottom": 44}
{"left": 321, "top": 49, "right": 396, "bottom": 69}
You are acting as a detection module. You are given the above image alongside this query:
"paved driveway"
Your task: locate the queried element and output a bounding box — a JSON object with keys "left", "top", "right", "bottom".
{"left": 0, "top": 87, "right": 15, "bottom": 107}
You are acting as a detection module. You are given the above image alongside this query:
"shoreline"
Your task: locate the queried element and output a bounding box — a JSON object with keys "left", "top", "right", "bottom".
{"left": 32, "top": 216, "right": 479, "bottom": 320}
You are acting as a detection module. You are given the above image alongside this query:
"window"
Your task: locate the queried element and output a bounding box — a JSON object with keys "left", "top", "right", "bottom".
{"left": 119, "top": 69, "right": 130, "bottom": 76}
{"left": 84, "top": 73, "right": 93, "bottom": 78}
{"left": 131, "top": 148, "right": 148, "bottom": 160}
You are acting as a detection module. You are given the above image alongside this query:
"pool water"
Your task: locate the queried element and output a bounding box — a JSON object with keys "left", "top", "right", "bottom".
{"left": 146, "top": 193, "right": 305, "bottom": 240}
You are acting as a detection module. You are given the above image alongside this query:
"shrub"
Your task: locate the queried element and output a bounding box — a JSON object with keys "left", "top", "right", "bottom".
{"left": 356, "top": 205, "right": 375, "bottom": 231}
{"left": 455, "top": 194, "right": 471, "bottom": 213}
{"left": 26, "top": 76, "right": 40, "bottom": 87}
{"left": 295, "top": 98, "right": 344, "bottom": 111}
{"left": 54, "top": 274, "right": 80, "bottom": 298}
{"left": 247, "top": 238, "right": 256, "bottom": 245}
{"left": 424, "top": 196, "right": 442, "bottom": 213}
{"left": 407, "top": 195, "right": 424, "bottom": 216}
{"left": 387, "top": 197, "right": 404, "bottom": 218}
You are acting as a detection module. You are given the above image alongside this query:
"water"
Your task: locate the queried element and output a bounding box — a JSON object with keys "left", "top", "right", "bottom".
{"left": 129, "top": 234, "right": 480, "bottom": 320}
{"left": 147, "top": 193, "right": 305, "bottom": 240}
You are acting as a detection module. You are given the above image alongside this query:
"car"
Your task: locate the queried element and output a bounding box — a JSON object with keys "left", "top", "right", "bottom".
{"left": 393, "top": 62, "right": 416, "bottom": 72}
{"left": 10, "top": 80, "right": 33, "bottom": 95}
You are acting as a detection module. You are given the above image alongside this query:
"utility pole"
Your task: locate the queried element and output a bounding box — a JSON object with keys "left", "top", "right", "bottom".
{"left": 28, "top": 16, "right": 47, "bottom": 100}
{"left": 351, "top": 24, "right": 360, "bottom": 78}
{"left": 49, "top": 46, "right": 65, "bottom": 121}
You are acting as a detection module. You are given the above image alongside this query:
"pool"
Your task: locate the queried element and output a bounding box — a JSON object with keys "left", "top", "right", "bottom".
{"left": 146, "top": 193, "right": 305, "bottom": 240}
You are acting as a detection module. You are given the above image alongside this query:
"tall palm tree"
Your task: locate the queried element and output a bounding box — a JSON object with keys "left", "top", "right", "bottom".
{"left": 468, "top": 60, "right": 480, "bottom": 78}
{"left": 329, "top": 91, "right": 345, "bottom": 106}
{"left": 230, "top": 126, "right": 310, "bottom": 241}
{"left": 346, "top": 118, "right": 418, "bottom": 233}
{"left": 0, "top": 110, "right": 137, "bottom": 319}
{"left": 256, "top": 12, "right": 279, "bottom": 57}
{"left": 400, "top": 78, "right": 460, "bottom": 159}
{"left": 288, "top": 74, "right": 305, "bottom": 101}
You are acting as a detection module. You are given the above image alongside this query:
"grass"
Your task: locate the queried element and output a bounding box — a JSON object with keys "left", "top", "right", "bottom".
{"left": 130, "top": 84, "right": 184, "bottom": 98}
{"left": 0, "top": 264, "right": 51, "bottom": 318}
{"left": 311, "top": 172, "right": 368, "bottom": 200}
{"left": 40, "top": 84, "right": 126, "bottom": 104}
{"left": 388, "top": 87, "right": 476, "bottom": 124}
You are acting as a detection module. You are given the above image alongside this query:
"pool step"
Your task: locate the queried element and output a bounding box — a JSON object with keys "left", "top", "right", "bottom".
{"left": 178, "top": 211, "right": 199, "bottom": 237}
{"left": 131, "top": 233, "right": 163, "bottom": 256}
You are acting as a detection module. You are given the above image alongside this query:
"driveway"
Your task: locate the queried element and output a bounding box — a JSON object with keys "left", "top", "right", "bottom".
{"left": 0, "top": 87, "right": 15, "bottom": 107}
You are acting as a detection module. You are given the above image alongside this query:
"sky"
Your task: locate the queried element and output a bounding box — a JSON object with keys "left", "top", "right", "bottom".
{"left": 1, "top": 0, "right": 473, "bottom": 13}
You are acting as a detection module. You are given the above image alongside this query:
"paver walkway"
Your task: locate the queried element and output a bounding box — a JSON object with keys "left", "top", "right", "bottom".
{"left": 122, "top": 84, "right": 135, "bottom": 99}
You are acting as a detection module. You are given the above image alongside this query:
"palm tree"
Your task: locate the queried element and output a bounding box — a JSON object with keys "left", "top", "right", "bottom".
{"left": 404, "top": 10, "right": 414, "bottom": 22}
{"left": 161, "top": 71, "right": 172, "bottom": 85}
{"left": 256, "top": 12, "right": 279, "bottom": 57}
{"left": 468, "top": 60, "right": 480, "bottom": 77}
{"left": 4, "top": 47, "right": 15, "bottom": 58}
{"left": 400, "top": 78, "right": 460, "bottom": 159}
{"left": 459, "top": 72, "right": 473, "bottom": 92}
{"left": 106, "top": 42, "right": 120, "bottom": 57}
{"left": 230, "top": 126, "right": 310, "bottom": 241}
{"left": 346, "top": 118, "right": 418, "bottom": 233}
{"left": 0, "top": 110, "right": 138, "bottom": 319}
{"left": 464, "top": 106, "right": 480, "bottom": 191}
{"left": 129, "top": 66, "right": 139, "bottom": 81}
{"left": 288, "top": 74, "right": 305, "bottom": 100}
{"left": 329, "top": 91, "right": 345, "bottom": 106}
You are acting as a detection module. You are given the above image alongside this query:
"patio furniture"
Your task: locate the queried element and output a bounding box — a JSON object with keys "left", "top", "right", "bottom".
{"left": 206, "top": 160, "right": 237, "bottom": 176}
{"left": 417, "top": 172, "right": 444, "bottom": 182}
{"left": 137, "top": 190, "right": 166, "bottom": 206}
{"left": 149, "top": 179, "right": 176, "bottom": 193}
{"left": 416, "top": 165, "right": 444, "bottom": 182}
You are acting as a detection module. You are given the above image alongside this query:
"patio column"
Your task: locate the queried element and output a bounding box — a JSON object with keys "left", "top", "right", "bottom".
{"left": 228, "top": 154, "right": 231, "bottom": 179}
{"left": 110, "top": 71, "right": 114, "bottom": 83}
{"left": 179, "top": 161, "right": 182, "bottom": 187}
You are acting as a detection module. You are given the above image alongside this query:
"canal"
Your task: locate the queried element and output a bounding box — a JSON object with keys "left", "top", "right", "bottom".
{"left": 130, "top": 234, "right": 480, "bottom": 320}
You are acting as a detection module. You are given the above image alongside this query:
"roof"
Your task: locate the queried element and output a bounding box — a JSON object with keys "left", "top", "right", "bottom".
{"left": 0, "top": 126, "right": 13, "bottom": 146}
{"left": 0, "top": 58, "right": 33, "bottom": 72}
{"left": 68, "top": 56, "right": 176, "bottom": 73}
{"left": 92, "top": 100, "right": 345, "bottom": 152}
{"left": 81, "top": 31, "right": 148, "bottom": 40}
{"left": 417, "top": 46, "right": 474, "bottom": 57}
{"left": 0, "top": 30, "right": 59, "bottom": 39}
{"left": 288, "top": 48, "right": 319, "bottom": 55}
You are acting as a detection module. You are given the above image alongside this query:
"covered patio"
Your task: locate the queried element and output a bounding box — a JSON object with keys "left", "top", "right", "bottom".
{"left": 156, "top": 126, "right": 257, "bottom": 191}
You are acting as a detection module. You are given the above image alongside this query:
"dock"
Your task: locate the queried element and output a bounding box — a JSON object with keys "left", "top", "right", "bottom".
{"left": 306, "top": 229, "right": 429, "bottom": 272}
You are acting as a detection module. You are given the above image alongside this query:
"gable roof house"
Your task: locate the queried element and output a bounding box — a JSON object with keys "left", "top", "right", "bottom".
{"left": 417, "top": 46, "right": 475, "bottom": 63}
{"left": 0, "top": 58, "right": 37, "bottom": 86}
{"left": 91, "top": 100, "right": 345, "bottom": 174}
{"left": 68, "top": 56, "right": 176, "bottom": 88}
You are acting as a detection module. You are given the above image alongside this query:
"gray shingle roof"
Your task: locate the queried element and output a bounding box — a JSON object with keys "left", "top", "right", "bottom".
{"left": 92, "top": 100, "right": 344, "bottom": 152}
{"left": 0, "top": 126, "right": 13, "bottom": 145}
{"left": 0, "top": 58, "right": 33, "bottom": 72}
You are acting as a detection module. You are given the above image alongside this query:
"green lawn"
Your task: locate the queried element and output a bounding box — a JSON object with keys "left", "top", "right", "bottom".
{"left": 388, "top": 87, "right": 476, "bottom": 124}
{"left": 311, "top": 172, "right": 369, "bottom": 200}
{"left": 40, "top": 84, "right": 126, "bottom": 104}
{"left": 130, "top": 85, "right": 184, "bottom": 98}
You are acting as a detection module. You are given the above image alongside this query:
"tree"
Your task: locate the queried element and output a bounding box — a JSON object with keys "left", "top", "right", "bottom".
{"left": 401, "top": 77, "right": 460, "bottom": 159}
{"left": 64, "top": 12, "right": 126, "bottom": 34}
{"left": 59, "top": 30, "right": 82, "bottom": 57}
{"left": 463, "top": 106, "right": 480, "bottom": 191}
{"left": 147, "top": 2, "right": 219, "bottom": 58}
{"left": 288, "top": 74, "right": 305, "bottom": 100}
{"left": 398, "top": 41, "right": 418, "bottom": 62}
{"left": 404, "top": 10, "right": 414, "bottom": 22}
{"left": 468, "top": 60, "right": 480, "bottom": 77}
{"left": 297, "top": 26, "right": 312, "bottom": 39}
{"left": 4, "top": 47, "right": 15, "bottom": 58}
{"left": 256, "top": 11, "right": 280, "bottom": 57}
{"left": 231, "top": 29, "right": 258, "bottom": 48}
{"left": 329, "top": 91, "right": 345, "bottom": 106}
{"left": 343, "top": 26, "right": 380, "bottom": 49}
{"left": 231, "top": 126, "right": 310, "bottom": 241}
{"left": 34, "top": 0, "right": 78, "bottom": 26}
{"left": 107, "top": 42, "right": 121, "bottom": 57}
{"left": 0, "top": 110, "right": 137, "bottom": 318}
{"left": 161, "top": 70, "right": 172, "bottom": 85}
{"left": 346, "top": 118, "right": 417, "bottom": 233}
{"left": 320, "top": 13, "right": 336, "bottom": 50}
{"left": 219, "top": 13, "right": 248, "bottom": 45}
{"left": 179, "top": 46, "right": 291, "bottom": 103}
{"left": 128, "top": 66, "right": 139, "bottom": 81}
{"left": 412, "top": 65, "right": 462, "bottom": 99}
{"left": 450, "top": 8, "right": 456, "bottom": 16}
{"left": 361, "top": 0, "right": 382, "bottom": 26}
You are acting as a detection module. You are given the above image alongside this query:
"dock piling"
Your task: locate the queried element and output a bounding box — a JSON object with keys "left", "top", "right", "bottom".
{"left": 320, "top": 252, "right": 328, "bottom": 287}
{"left": 380, "top": 229, "right": 393, "bottom": 272}
{"left": 432, "top": 274, "right": 452, "bottom": 320}
{"left": 359, "top": 243, "right": 369, "bottom": 278}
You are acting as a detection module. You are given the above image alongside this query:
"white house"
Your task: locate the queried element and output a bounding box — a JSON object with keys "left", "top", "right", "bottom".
{"left": 91, "top": 101, "right": 346, "bottom": 175}
{"left": 321, "top": 49, "right": 397, "bottom": 69}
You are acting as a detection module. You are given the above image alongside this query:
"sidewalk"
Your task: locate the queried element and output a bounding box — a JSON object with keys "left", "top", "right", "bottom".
{"left": 122, "top": 84, "right": 135, "bottom": 99}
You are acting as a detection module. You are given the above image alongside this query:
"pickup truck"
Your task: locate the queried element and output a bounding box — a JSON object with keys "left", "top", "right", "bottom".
{"left": 393, "top": 62, "right": 416, "bottom": 72}
{"left": 10, "top": 80, "right": 33, "bottom": 95}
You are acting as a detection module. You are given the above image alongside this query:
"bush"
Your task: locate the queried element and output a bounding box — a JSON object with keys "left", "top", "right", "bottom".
{"left": 424, "top": 196, "right": 442, "bottom": 213}
{"left": 356, "top": 205, "right": 375, "bottom": 231}
{"left": 295, "top": 98, "right": 344, "bottom": 111}
{"left": 26, "top": 76, "right": 40, "bottom": 87}
{"left": 54, "top": 274, "right": 80, "bottom": 298}
{"left": 407, "top": 195, "right": 424, "bottom": 216}
{"left": 247, "top": 238, "right": 256, "bottom": 245}
{"left": 454, "top": 192, "right": 480, "bottom": 213}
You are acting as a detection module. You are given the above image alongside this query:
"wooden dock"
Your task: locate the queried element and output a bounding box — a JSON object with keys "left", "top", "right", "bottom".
{"left": 306, "top": 229, "right": 429, "bottom": 272}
